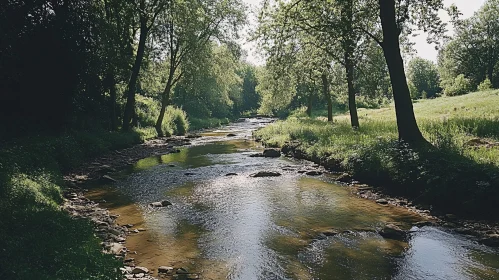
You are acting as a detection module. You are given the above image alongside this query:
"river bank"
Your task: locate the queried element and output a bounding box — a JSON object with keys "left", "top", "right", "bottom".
{"left": 254, "top": 125, "right": 499, "bottom": 248}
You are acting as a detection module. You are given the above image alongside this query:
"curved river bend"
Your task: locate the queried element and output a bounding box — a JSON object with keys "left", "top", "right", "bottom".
{"left": 88, "top": 118, "right": 499, "bottom": 280}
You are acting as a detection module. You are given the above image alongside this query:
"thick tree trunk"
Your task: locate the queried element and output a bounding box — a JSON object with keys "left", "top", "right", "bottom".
{"left": 306, "top": 93, "right": 313, "bottom": 117}
{"left": 321, "top": 73, "right": 333, "bottom": 122}
{"left": 122, "top": 17, "right": 148, "bottom": 131}
{"left": 379, "top": 0, "right": 426, "bottom": 144}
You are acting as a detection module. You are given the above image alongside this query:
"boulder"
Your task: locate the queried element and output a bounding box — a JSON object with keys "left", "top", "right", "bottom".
{"left": 176, "top": 267, "right": 189, "bottom": 274}
{"left": 379, "top": 224, "right": 406, "bottom": 240}
{"left": 132, "top": 267, "right": 149, "bottom": 274}
{"left": 480, "top": 234, "right": 499, "bottom": 247}
{"left": 336, "top": 173, "right": 352, "bottom": 183}
{"left": 376, "top": 199, "right": 389, "bottom": 205}
{"left": 262, "top": 149, "right": 281, "bottom": 158}
{"left": 305, "top": 171, "right": 323, "bottom": 176}
{"left": 158, "top": 266, "right": 174, "bottom": 274}
{"left": 107, "top": 242, "right": 124, "bottom": 255}
{"left": 250, "top": 171, "right": 282, "bottom": 177}
{"left": 150, "top": 200, "right": 172, "bottom": 207}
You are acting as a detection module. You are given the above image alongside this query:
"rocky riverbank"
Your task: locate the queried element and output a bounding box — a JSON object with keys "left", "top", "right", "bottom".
{"left": 258, "top": 141, "right": 499, "bottom": 247}
{"left": 63, "top": 136, "right": 197, "bottom": 280}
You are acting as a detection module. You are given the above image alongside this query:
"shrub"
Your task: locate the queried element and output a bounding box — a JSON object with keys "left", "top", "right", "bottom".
{"left": 162, "top": 106, "right": 189, "bottom": 136}
{"left": 478, "top": 78, "right": 493, "bottom": 91}
{"left": 444, "top": 74, "right": 473, "bottom": 96}
{"left": 136, "top": 95, "right": 160, "bottom": 127}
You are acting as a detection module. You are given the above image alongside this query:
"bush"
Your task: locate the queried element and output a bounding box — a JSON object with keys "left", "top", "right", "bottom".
{"left": 445, "top": 74, "right": 473, "bottom": 96}
{"left": 478, "top": 78, "right": 493, "bottom": 91}
{"left": 165, "top": 106, "right": 189, "bottom": 136}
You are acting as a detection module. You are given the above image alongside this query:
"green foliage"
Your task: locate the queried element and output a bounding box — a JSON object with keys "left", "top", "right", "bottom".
{"left": 164, "top": 107, "right": 190, "bottom": 136}
{"left": 439, "top": 0, "right": 499, "bottom": 89}
{"left": 407, "top": 57, "right": 440, "bottom": 99}
{"left": 135, "top": 95, "right": 189, "bottom": 136}
{"left": 444, "top": 74, "right": 474, "bottom": 96}
{"left": 189, "top": 117, "right": 231, "bottom": 131}
{"left": 478, "top": 78, "right": 493, "bottom": 91}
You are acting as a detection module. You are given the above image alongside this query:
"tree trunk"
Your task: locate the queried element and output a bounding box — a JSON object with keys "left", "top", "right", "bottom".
{"left": 487, "top": 60, "right": 495, "bottom": 83}
{"left": 122, "top": 16, "right": 148, "bottom": 131}
{"left": 155, "top": 81, "right": 173, "bottom": 137}
{"left": 306, "top": 92, "right": 313, "bottom": 117}
{"left": 109, "top": 77, "right": 118, "bottom": 131}
{"left": 379, "top": 0, "right": 426, "bottom": 144}
{"left": 321, "top": 73, "right": 333, "bottom": 122}
{"left": 345, "top": 51, "right": 359, "bottom": 128}
{"left": 342, "top": 0, "right": 359, "bottom": 128}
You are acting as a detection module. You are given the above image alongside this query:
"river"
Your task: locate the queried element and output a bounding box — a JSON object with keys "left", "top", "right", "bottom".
{"left": 88, "top": 118, "right": 499, "bottom": 280}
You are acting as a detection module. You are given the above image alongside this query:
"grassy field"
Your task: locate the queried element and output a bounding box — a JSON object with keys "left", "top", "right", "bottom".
{"left": 255, "top": 90, "right": 499, "bottom": 218}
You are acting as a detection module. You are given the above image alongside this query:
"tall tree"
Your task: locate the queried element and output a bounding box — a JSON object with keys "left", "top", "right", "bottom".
{"left": 122, "top": 0, "right": 169, "bottom": 131}
{"left": 153, "top": 0, "right": 245, "bottom": 136}
{"left": 362, "top": 0, "right": 446, "bottom": 143}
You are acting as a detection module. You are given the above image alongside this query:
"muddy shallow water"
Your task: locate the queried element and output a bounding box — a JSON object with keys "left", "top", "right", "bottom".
{"left": 88, "top": 118, "right": 499, "bottom": 280}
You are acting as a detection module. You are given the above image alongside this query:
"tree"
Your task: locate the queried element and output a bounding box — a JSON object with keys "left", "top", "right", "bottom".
{"left": 122, "top": 0, "right": 169, "bottom": 131}
{"left": 439, "top": 0, "right": 499, "bottom": 89}
{"left": 363, "top": 0, "right": 446, "bottom": 144}
{"left": 256, "top": 0, "right": 378, "bottom": 128}
{"left": 153, "top": 0, "right": 245, "bottom": 136}
{"left": 407, "top": 58, "right": 440, "bottom": 99}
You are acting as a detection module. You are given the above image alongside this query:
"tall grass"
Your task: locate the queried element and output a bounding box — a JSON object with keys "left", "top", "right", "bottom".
{"left": 255, "top": 90, "right": 499, "bottom": 218}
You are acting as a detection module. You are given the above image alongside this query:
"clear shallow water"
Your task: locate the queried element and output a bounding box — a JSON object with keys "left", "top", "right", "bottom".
{"left": 91, "top": 119, "right": 499, "bottom": 280}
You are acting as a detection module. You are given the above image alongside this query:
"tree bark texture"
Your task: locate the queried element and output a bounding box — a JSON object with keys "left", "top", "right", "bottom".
{"left": 379, "top": 0, "right": 426, "bottom": 144}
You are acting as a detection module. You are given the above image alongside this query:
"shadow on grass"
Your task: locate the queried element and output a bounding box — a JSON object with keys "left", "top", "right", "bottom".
{"left": 348, "top": 140, "right": 499, "bottom": 219}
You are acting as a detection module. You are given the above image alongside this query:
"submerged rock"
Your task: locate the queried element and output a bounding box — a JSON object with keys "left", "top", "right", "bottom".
{"left": 480, "top": 234, "right": 499, "bottom": 247}
{"left": 150, "top": 200, "right": 172, "bottom": 207}
{"left": 225, "top": 173, "right": 238, "bottom": 176}
{"left": 248, "top": 153, "right": 264, "bottom": 157}
{"left": 321, "top": 228, "right": 339, "bottom": 236}
{"left": 305, "top": 171, "right": 323, "bottom": 176}
{"left": 379, "top": 224, "right": 407, "bottom": 240}
{"left": 250, "top": 171, "right": 282, "bottom": 177}
{"left": 227, "top": 133, "right": 237, "bottom": 137}
{"left": 262, "top": 148, "right": 281, "bottom": 158}
{"left": 101, "top": 175, "right": 117, "bottom": 183}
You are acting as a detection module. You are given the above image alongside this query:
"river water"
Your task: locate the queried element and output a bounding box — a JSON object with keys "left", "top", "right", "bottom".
{"left": 88, "top": 118, "right": 499, "bottom": 280}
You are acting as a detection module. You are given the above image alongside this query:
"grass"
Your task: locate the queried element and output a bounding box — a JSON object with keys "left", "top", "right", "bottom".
{"left": 0, "top": 128, "right": 158, "bottom": 279}
{"left": 255, "top": 90, "right": 499, "bottom": 219}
